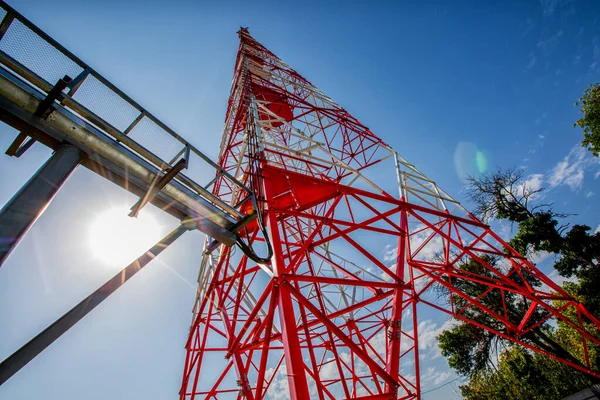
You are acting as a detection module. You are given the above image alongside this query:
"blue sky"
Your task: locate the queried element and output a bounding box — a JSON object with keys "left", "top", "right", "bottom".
{"left": 1, "top": 0, "right": 600, "bottom": 399}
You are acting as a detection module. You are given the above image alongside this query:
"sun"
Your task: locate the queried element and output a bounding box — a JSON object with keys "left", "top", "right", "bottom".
{"left": 89, "top": 206, "right": 163, "bottom": 266}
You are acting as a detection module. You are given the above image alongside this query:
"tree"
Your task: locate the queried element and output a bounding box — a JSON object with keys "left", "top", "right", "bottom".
{"left": 465, "top": 168, "right": 600, "bottom": 315}
{"left": 438, "top": 168, "right": 600, "bottom": 398}
{"left": 458, "top": 283, "right": 600, "bottom": 400}
{"left": 437, "top": 255, "right": 582, "bottom": 379}
{"left": 554, "top": 225, "right": 600, "bottom": 316}
{"left": 460, "top": 345, "right": 596, "bottom": 400}
{"left": 466, "top": 167, "right": 541, "bottom": 223}
{"left": 575, "top": 83, "right": 600, "bottom": 157}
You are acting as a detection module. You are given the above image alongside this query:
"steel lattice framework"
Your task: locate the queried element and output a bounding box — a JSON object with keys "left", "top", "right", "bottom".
{"left": 179, "top": 29, "right": 600, "bottom": 400}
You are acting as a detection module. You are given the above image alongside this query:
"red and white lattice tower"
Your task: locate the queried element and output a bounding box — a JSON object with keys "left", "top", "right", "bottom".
{"left": 179, "top": 29, "right": 600, "bottom": 399}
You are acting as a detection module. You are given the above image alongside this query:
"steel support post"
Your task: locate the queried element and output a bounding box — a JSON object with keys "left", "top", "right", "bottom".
{"left": 385, "top": 209, "right": 408, "bottom": 394}
{"left": 0, "top": 144, "right": 83, "bottom": 266}
{"left": 0, "top": 222, "right": 191, "bottom": 385}
{"left": 263, "top": 182, "right": 311, "bottom": 400}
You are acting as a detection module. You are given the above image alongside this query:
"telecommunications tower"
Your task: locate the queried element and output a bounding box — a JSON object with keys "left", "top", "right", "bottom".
{"left": 179, "top": 29, "right": 600, "bottom": 399}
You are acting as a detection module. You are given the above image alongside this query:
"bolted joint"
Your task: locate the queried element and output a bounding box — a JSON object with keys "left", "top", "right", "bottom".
{"left": 236, "top": 375, "right": 251, "bottom": 396}
{"left": 387, "top": 319, "right": 401, "bottom": 328}
{"left": 387, "top": 330, "right": 401, "bottom": 341}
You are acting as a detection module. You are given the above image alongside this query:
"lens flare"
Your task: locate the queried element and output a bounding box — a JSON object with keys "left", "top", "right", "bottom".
{"left": 453, "top": 142, "right": 489, "bottom": 181}
{"left": 475, "top": 150, "right": 488, "bottom": 173}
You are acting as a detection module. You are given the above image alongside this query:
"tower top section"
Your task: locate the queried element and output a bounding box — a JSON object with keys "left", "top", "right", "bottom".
{"left": 214, "top": 26, "right": 464, "bottom": 221}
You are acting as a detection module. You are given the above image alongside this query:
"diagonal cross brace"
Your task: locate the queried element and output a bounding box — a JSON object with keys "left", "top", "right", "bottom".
{"left": 129, "top": 158, "right": 187, "bottom": 217}
{"left": 0, "top": 222, "right": 191, "bottom": 386}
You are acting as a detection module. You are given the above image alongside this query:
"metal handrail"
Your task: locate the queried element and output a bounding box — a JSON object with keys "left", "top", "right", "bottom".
{"left": 0, "top": 0, "right": 249, "bottom": 220}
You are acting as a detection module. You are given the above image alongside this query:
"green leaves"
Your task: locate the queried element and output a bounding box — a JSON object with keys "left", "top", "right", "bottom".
{"left": 438, "top": 323, "right": 494, "bottom": 377}
{"left": 554, "top": 225, "right": 600, "bottom": 316}
{"left": 575, "top": 83, "right": 600, "bottom": 157}
{"left": 459, "top": 346, "right": 596, "bottom": 400}
{"left": 509, "top": 211, "right": 563, "bottom": 255}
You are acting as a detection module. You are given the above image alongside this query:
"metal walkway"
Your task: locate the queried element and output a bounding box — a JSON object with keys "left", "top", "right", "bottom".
{"left": 0, "top": 1, "right": 255, "bottom": 247}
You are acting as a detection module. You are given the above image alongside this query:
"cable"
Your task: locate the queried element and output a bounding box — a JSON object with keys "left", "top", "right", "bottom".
{"left": 233, "top": 80, "right": 274, "bottom": 264}
{"left": 421, "top": 377, "right": 461, "bottom": 395}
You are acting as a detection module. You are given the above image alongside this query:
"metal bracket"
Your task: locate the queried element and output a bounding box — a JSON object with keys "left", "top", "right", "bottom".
{"left": 0, "top": 13, "right": 14, "bottom": 41}
{"left": 203, "top": 210, "right": 258, "bottom": 254}
{"left": 129, "top": 157, "right": 187, "bottom": 217}
{"left": 65, "top": 67, "right": 90, "bottom": 96}
{"left": 5, "top": 75, "right": 72, "bottom": 157}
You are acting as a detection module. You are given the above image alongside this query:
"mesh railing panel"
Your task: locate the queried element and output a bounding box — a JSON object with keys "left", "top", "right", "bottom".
{"left": 127, "top": 116, "right": 184, "bottom": 164}
{"left": 184, "top": 151, "right": 222, "bottom": 191}
{"left": 71, "top": 74, "right": 140, "bottom": 133}
{"left": 0, "top": 18, "right": 83, "bottom": 85}
{"left": 0, "top": 4, "right": 250, "bottom": 218}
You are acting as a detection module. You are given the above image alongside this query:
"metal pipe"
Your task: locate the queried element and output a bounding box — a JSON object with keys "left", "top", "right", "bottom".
{"left": 0, "top": 222, "right": 191, "bottom": 385}
{"left": 0, "top": 144, "right": 82, "bottom": 266}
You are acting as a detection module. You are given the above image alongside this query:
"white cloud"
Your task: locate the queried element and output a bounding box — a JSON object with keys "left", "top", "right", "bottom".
{"left": 383, "top": 244, "right": 398, "bottom": 262}
{"left": 319, "top": 355, "right": 346, "bottom": 383}
{"left": 547, "top": 269, "right": 578, "bottom": 289}
{"left": 494, "top": 220, "right": 514, "bottom": 242}
{"left": 409, "top": 227, "right": 444, "bottom": 261}
{"left": 422, "top": 366, "right": 437, "bottom": 381}
{"left": 595, "top": 224, "right": 600, "bottom": 234}
{"left": 525, "top": 174, "right": 544, "bottom": 192}
{"left": 538, "top": 269, "right": 579, "bottom": 294}
{"left": 434, "top": 371, "right": 451, "bottom": 385}
{"left": 538, "top": 134, "right": 546, "bottom": 139}
{"left": 421, "top": 366, "right": 452, "bottom": 385}
{"left": 417, "top": 318, "right": 458, "bottom": 359}
{"left": 548, "top": 145, "right": 599, "bottom": 191}
{"left": 565, "top": 169, "right": 584, "bottom": 189}
{"left": 266, "top": 365, "right": 290, "bottom": 400}
{"left": 515, "top": 173, "right": 544, "bottom": 200}
{"left": 586, "top": 191, "right": 595, "bottom": 198}
{"left": 530, "top": 250, "right": 553, "bottom": 265}
{"left": 418, "top": 320, "right": 442, "bottom": 351}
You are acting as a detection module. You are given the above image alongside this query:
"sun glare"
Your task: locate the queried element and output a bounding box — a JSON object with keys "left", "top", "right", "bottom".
{"left": 89, "top": 206, "right": 163, "bottom": 266}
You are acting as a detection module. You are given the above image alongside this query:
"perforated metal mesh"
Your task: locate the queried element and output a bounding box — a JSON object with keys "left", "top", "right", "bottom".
{"left": 184, "top": 152, "right": 220, "bottom": 190}
{"left": 0, "top": 19, "right": 82, "bottom": 85}
{"left": 72, "top": 74, "right": 140, "bottom": 132}
{"left": 127, "top": 116, "right": 183, "bottom": 164}
{"left": 0, "top": 5, "right": 249, "bottom": 215}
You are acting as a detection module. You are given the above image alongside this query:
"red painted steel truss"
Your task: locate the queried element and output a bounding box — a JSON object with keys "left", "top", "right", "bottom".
{"left": 179, "top": 29, "right": 600, "bottom": 399}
